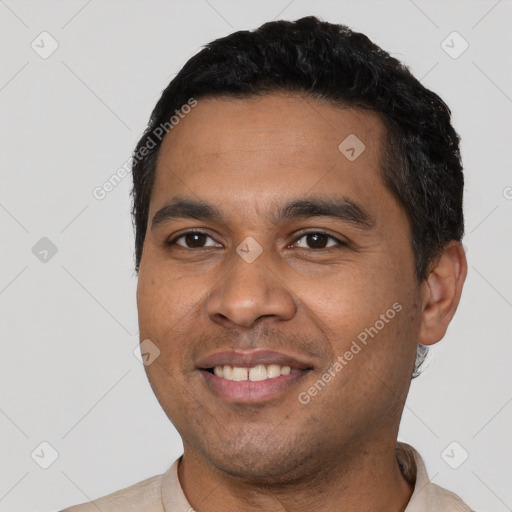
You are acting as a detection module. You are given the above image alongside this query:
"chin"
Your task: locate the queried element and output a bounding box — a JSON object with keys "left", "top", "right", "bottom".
{"left": 211, "top": 452, "right": 304, "bottom": 484}
{"left": 197, "top": 430, "right": 315, "bottom": 485}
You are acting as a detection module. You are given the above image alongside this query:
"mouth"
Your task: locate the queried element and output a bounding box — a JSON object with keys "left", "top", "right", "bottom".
{"left": 205, "top": 363, "right": 303, "bottom": 380}
{"left": 197, "top": 350, "right": 314, "bottom": 404}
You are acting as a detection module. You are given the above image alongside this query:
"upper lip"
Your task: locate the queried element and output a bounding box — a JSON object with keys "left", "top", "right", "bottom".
{"left": 196, "top": 349, "right": 314, "bottom": 370}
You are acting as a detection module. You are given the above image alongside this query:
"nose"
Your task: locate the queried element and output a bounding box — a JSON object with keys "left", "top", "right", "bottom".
{"left": 206, "top": 251, "right": 297, "bottom": 329}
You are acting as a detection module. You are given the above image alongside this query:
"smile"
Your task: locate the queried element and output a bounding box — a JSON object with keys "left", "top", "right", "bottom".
{"left": 210, "top": 364, "right": 300, "bottom": 381}
{"left": 196, "top": 349, "right": 314, "bottom": 403}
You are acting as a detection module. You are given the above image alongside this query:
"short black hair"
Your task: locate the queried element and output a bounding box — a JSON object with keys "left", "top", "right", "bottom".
{"left": 131, "top": 15, "right": 464, "bottom": 281}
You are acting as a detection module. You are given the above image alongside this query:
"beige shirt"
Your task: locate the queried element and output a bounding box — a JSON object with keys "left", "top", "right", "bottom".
{"left": 60, "top": 442, "right": 474, "bottom": 511}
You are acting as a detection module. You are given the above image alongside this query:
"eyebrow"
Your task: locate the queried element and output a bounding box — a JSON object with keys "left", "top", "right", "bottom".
{"left": 275, "top": 197, "right": 374, "bottom": 229}
{"left": 151, "top": 196, "right": 374, "bottom": 231}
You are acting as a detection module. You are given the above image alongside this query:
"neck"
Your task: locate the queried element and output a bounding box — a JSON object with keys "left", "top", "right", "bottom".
{"left": 178, "top": 439, "right": 414, "bottom": 512}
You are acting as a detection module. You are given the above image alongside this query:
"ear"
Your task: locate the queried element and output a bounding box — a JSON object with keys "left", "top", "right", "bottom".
{"left": 418, "top": 241, "right": 467, "bottom": 346}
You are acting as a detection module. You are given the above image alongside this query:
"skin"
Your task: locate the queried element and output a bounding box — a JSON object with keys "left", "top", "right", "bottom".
{"left": 136, "top": 92, "right": 467, "bottom": 512}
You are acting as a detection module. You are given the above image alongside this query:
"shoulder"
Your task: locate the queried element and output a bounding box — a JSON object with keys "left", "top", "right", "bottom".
{"left": 430, "top": 482, "right": 476, "bottom": 511}
{"left": 397, "top": 442, "right": 476, "bottom": 512}
{"left": 59, "top": 472, "right": 164, "bottom": 512}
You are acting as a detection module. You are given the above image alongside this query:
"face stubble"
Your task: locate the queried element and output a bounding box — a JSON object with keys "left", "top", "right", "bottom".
{"left": 136, "top": 93, "right": 422, "bottom": 490}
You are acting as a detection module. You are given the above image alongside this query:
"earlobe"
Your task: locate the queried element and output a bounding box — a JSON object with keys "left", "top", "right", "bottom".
{"left": 418, "top": 241, "right": 467, "bottom": 346}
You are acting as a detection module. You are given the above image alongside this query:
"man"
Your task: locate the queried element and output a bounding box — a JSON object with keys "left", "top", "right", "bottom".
{"left": 62, "top": 16, "right": 472, "bottom": 512}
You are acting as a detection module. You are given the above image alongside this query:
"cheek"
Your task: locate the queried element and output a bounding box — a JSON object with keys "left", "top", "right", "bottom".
{"left": 136, "top": 269, "right": 200, "bottom": 413}
{"left": 137, "top": 262, "right": 205, "bottom": 340}
{"left": 295, "top": 262, "right": 402, "bottom": 336}
{"left": 299, "top": 255, "right": 418, "bottom": 378}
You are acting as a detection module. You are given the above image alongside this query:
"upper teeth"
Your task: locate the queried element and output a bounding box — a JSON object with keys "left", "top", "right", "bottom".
{"left": 213, "top": 364, "right": 295, "bottom": 381}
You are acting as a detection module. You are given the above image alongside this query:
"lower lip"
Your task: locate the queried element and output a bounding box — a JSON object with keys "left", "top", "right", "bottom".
{"left": 199, "top": 369, "right": 310, "bottom": 404}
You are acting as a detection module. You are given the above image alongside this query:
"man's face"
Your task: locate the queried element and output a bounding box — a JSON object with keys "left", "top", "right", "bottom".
{"left": 137, "top": 93, "right": 422, "bottom": 481}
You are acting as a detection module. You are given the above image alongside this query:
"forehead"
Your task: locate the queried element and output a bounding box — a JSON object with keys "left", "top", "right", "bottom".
{"left": 151, "top": 93, "right": 391, "bottom": 220}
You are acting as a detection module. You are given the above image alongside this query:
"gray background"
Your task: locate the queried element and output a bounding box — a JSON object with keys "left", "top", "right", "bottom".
{"left": 0, "top": 1, "right": 511, "bottom": 511}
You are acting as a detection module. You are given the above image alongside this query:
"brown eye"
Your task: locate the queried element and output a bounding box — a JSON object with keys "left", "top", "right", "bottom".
{"left": 306, "top": 233, "right": 328, "bottom": 248}
{"left": 293, "top": 232, "right": 344, "bottom": 249}
{"left": 172, "top": 232, "right": 220, "bottom": 249}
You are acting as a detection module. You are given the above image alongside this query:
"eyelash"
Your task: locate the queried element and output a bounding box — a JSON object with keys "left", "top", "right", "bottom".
{"left": 166, "top": 229, "right": 348, "bottom": 250}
